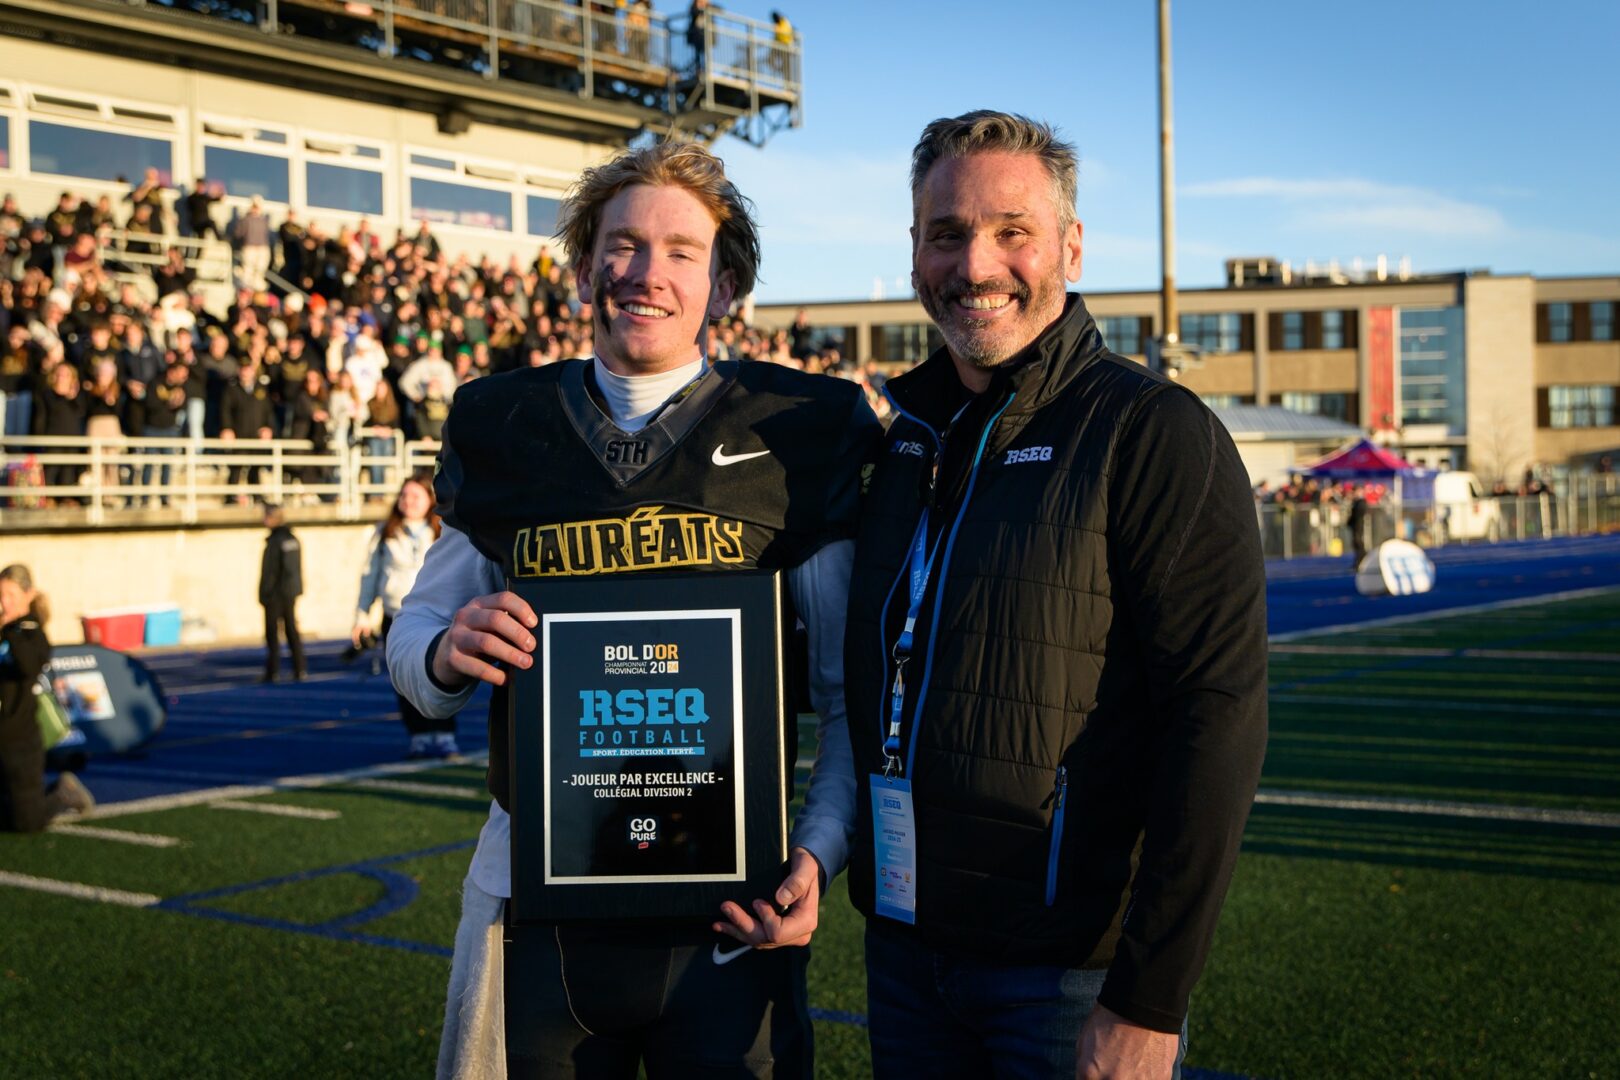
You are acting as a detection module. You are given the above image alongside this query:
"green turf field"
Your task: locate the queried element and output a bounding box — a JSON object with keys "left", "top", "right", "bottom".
{"left": 3, "top": 592, "right": 1617, "bottom": 1078}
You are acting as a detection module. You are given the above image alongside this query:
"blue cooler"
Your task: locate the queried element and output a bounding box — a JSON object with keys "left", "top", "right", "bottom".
{"left": 143, "top": 607, "right": 183, "bottom": 647}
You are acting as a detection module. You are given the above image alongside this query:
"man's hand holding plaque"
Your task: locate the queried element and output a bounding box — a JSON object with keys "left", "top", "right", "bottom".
{"left": 714, "top": 845, "right": 823, "bottom": 949}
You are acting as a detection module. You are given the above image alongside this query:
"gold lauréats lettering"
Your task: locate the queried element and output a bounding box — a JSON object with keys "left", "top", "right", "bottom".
{"left": 513, "top": 506, "right": 748, "bottom": 577}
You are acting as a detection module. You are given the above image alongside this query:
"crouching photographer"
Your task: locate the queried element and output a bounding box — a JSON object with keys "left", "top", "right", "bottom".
{"left": 0, "top": 564, "right": 93, "bottom": 832}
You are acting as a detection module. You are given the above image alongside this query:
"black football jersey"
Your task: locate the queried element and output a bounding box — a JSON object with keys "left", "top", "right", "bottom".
{"left": 433, "top": 358, "right": 880, "bottom": 809}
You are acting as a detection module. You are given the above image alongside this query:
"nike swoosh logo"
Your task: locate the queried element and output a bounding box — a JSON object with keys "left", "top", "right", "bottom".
{"left": 712, "top": 943, "right": 752, "bottom": 966}
{"left": 712, "top": 445, "right": 771, "bottom": 466}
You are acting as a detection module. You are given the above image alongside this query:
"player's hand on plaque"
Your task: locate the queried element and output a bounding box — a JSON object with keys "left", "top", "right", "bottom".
{"left": 713, "top": 846, "right": 821, "bottom": 949}
{"left": 431, "top": 591, "right": 538, "bottom": 688}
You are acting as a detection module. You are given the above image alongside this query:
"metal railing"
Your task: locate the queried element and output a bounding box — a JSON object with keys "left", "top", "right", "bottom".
{"left": 1255, "top": 476, "right": 1620, "bottom": 559}
{"left": 94, "top": 0, "right": 799, "bottom": 140}
{"left": 1, "top": 434, "right": 442, "bottom": 527}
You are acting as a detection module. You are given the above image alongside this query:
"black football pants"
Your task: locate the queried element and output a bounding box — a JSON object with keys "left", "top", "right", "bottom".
{"left": 504, "top": 922, "right": 812, "bottom": 1078}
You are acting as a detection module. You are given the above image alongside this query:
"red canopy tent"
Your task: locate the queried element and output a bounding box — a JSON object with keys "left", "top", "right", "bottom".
{"left": 1303, "top": 438, "right": 1423, "bottom": 479}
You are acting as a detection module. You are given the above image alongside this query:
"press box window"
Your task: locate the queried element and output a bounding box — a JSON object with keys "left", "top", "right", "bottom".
{"left": 29, "top": 120, "right": 172, "bottom": 184}
{"left": 204, "top": 147, "right": 290, "bottom": 204}
{"left": 527, "top": 194, "right": 562, "bottom": 238}
{"left": 306, "top": 162, "right": 384, "bottom": 216}
{"left": 410, "top": 177, "right": 512, "bottom": 231}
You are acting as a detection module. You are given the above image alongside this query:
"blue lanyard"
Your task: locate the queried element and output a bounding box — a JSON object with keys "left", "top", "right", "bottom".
{"left": 880, "top": 397, "right": 981, "bottom": 777}
{"left": 882, "top": 512, "right": 943, "bottom": 773}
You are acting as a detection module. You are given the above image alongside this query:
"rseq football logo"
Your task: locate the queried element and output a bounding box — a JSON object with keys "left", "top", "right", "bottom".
{"left": 629, "top": 816, "right": 658, "bottom": 848}
{"left": 1004, "top": 446, "right": 1054, "bottom": 465}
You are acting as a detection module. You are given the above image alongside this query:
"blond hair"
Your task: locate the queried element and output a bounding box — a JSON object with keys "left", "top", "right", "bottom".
{"left": 910, "top": 110, "right": 1078, "bottom": 231}
{"left": 0, "top": 563, "right": 49, "bottom": 625}
{"left": 557, "top": 142, "right": 760, "bottom": 299}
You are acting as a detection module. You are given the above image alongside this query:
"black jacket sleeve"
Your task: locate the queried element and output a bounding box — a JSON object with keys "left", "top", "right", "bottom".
{"left": 1098, "top": 384, "right": 1269, "bottom": 1033}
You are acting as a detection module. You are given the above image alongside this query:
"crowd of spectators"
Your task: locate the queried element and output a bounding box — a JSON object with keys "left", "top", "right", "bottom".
{"left": 0, "top": 181, "right": 888, "bottom": 508}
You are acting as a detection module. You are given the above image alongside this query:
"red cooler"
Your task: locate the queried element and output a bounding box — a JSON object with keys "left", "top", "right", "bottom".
{"left": 81, "top": 610, "right": 148, "bottom": 651}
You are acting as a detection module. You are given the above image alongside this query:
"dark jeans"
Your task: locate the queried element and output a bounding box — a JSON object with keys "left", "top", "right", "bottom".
{"left": 380, "top": 614, "right": 450, "bottom": 735}
{"left": 365, "top": 434, "right": 395, "bottom": 488}
{"left": 0, "top": 733, "right": 47, "bottom": 832}
{"left": 864, "top": 922, "right": 1187, "bottom": 1079}
{"left": 504, "top": 923, "right": 812, "bottom": 1078}
{"left": 262, "top": 596, "right": 305, "bottom": 678}
{"left": 141, "top": 424, "right": 183, "bottom": 498}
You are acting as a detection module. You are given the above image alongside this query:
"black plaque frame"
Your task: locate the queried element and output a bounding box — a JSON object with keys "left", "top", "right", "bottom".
{"left": 506, "top": 570, "right": 787, "bottom": 924}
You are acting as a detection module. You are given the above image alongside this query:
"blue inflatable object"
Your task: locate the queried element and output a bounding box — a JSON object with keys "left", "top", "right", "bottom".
{"left": 42, "top": 644, "right": 167, "bottom": 756}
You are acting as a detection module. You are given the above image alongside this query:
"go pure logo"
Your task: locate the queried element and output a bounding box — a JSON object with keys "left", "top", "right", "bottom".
{"left": 629, "top": 816, "right": 658, "bottom": 848}
{"left": 1004, "top": 446, "right": 1054, "bottom": 465}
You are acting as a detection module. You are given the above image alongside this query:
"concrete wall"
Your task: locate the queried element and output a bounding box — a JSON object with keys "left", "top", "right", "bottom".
{"left": 1463, "top": 276, "right": 1537, "bottom": 483}
{"left": 7, "top": 523, "right": 381, "bottom": 647}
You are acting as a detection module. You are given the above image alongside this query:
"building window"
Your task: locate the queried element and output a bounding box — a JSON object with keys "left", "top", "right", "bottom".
{"left": 1281, "top": 311, "right": 1304, "bottom": 350}
{"left": 1180, "top": 312, "right": 1242, "bottom": 353}
{"left": 29, "top": 120, "right": 172, "bottom": 184}
{"left": 1321, "top": 310, "right": 1345, "bottom": 350}
{"left": 1546, "top": 302, "right": 1573, "bottom": 342}
{"left": 203, "top": 146, "right": 290, "bottom": 204}
{"left": 1279, "top": 392, "right": 1353, "bottom": 422}
{"left": 410, "top": 153, "right": 458, "bottom": 171}
{"left": 0, "top": 115, "right": 9, "bottom": 170}
{"left": 526, "top": 193, "right": 562, "bottom": 238}
{"left": 306, "top": 161, "right": 384, "bottom": 215}
{"left": 1591, "top": 302, "right": 1615, "bottom": 342}
{"left": 1098, "top": 316, "right": 1143, "bottom": 355}
{"left": 872, "top": 323, "right": 940, "bottom": 364}
{"left": 1200, "top": 394, "right": 1251, "bottom": 408}
{"left": 409, "top": 177, "right": 512, "bottom": 231}
{"left": 1547, "top": 385, "right": 1616, "bottom": 429}
{"left": 1399, "top": 307, "right": 1466, "bottom": 432}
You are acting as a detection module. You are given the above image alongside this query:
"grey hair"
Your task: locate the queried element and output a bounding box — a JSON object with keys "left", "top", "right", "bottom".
{"left": 909, "top": 110, "right": 1078, "bottom": 230}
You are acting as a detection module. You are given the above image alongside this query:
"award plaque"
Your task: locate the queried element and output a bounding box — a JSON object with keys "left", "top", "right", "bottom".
{"left": 505, "top": 570, "right": 789, "bottom": 923}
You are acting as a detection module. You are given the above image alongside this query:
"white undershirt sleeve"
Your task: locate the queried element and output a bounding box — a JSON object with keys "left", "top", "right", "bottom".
{"left": 784, "top": 539, "right": 859, "bottom": 881}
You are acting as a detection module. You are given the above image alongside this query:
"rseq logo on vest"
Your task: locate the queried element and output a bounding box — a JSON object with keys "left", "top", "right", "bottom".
{"left": 1004, "top": 446, "right": 1054, "bottom": 465}
{"left": 891, "top": 440, "right": 927, "bottom": 457}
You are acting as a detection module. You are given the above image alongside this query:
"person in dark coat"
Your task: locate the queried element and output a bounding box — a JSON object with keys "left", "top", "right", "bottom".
{"left": 258, "top": 504, "right": 305, "bottom": 682}
{"left": 0, "top": 564, "right": 94, "bottom": 833}
{"left": 1348, "top": 485, "right": 1371, "bottom": 567}
{"left": 221, "top": 360, "right": 274, "bottom": 498}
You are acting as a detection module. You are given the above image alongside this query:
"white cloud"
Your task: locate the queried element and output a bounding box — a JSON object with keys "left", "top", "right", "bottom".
{"left": 1182, "top": 176, "right": 1507, "bottom": 238}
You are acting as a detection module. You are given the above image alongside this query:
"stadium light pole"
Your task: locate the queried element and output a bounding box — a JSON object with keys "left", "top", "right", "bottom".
{"left": 1155, "top": 0, "right": 1180, "bottom": 377}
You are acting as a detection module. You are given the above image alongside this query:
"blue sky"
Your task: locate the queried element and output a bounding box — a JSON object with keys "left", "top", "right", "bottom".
{"left": 710, "top": 1, "right": 1620, "bottom": 303}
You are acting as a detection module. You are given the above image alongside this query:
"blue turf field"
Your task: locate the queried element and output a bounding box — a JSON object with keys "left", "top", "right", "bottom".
{"left": 77, "top": 534, "right": 1620, "bottom": 807}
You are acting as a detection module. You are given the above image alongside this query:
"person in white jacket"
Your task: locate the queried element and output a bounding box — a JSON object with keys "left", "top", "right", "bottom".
{"left": 354, "top": 474, "right": 454, "bottom": 758}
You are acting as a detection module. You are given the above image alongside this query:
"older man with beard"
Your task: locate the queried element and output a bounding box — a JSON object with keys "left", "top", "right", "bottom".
{"left": 844, "top": 111, "right": 1269, "bottom": 1079}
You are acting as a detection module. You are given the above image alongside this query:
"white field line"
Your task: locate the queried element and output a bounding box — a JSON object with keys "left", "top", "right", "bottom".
{"left": 1271, "top": 643, "right": 1620, "bottom": 662}
{"left": 159, "top": 672, "right": 353, "bottom": 695}
{"left": 210, "top": 800, "right": 343, "bottom": 821}
{"left": 1268, "top": 693, "right": 1619, "bottom": 716}
{"left": 80, "top": 753, "right": 489, "bottom": 822}
{"left": 1269, "top": 585, "right": 1620, "bottom": 643}
{"left": 0, "top": 870, "right": 160, "bottom": 907}
{"left": 1254, "top": 788, "right": 1620, "bottom": 829}
{"left": 47, "top": 823, "right": 185, "bottom": 848}
{"left": 349, "top": 779, "right": 484, "bottom": 799}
